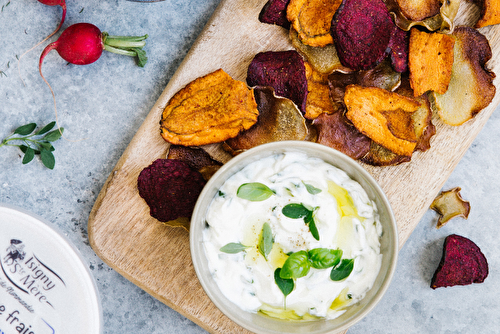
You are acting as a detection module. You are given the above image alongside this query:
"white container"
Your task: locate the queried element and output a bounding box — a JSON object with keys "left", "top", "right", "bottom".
{"left": 0, "top": 204, "right": 102, "bottom": 334}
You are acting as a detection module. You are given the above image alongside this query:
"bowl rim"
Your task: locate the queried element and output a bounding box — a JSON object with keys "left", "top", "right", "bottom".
{"left": 190, "top": 141, "right": 398, "bottom": 334}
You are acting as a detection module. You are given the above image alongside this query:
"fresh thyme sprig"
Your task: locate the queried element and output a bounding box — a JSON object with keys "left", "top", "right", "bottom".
{"left": 1, "top": 121, "right": 64, "bottom": 169}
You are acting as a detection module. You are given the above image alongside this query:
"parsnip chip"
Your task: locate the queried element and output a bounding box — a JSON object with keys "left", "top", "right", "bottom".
{"left": 313, "top": 110, "right": 371, "bottom": 160}
{"left": 409, "top": 29, "right": 455, "bottom": 97}
{"left": 344, "top": 85, "right": 420, "bottom": 156}
{"left": 160, "top": 69, "right": 259, "bottom": 146}
{"left": 430, "top": 187, "right": 470, "bottom": 228}
{"left": 361, "top": 142, "right": 411, "bottom": 166}
{"left": 429, "top": 27, "right": 496, "bottom": 126}
{"left": 224, "top": 86, "right": 309, "bottom": 155}
{"left": 304, "top": 62, "right": 340, "bottom": 119}
{"left": 473, "top": 0, "right": 500, "bottom": 28}
{"left": 386, "top": 0, "right": 460, "bottom": 33}
{"left": 395, "top": 0, "right": 441, "bottom": 22}
{"left": 167, "top": 145, "right": 222, "bottom": 180}
{"left": 395, "top": 75, "right": 436, "bottom": 152}
{"left": 290, "top": 28, "right": 350, "bottom": 75}
{"left": 287, "top": 0, "right": 342, "bottom": 47}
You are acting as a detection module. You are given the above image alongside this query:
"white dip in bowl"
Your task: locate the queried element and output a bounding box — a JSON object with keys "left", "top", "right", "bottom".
{"left": 202, "top": 151, "right": 382, "bottom": 320}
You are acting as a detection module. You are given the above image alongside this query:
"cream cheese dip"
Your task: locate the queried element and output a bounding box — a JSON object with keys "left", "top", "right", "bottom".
{"left": 202, "top": 152, "right": 383, "bottom": 320}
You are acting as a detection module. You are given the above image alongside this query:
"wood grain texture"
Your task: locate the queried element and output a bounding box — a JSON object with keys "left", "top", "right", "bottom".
{"left": 88, "top": 0, "right": 500, "bottom": 333}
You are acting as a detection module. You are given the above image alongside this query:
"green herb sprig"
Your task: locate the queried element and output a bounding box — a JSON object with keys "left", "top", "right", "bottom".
{"left": 1, "top": 121, "right": 63, "bottom": 169}
{"left": 220, "top": 222, "right": 274, "bottom": 260}
{"left": 282, "top": 203, "right": 320, "bottom": 240}
{"left": 237, "top": 182, "right": 275, "bottom": 201}
{"left": 274, "top": 248, "right": 353, "bottom": 300}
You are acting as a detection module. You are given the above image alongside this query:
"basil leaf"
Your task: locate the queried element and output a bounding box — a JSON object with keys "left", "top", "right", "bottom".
{"left": 280, "top": 250, "right": 310, "bottom": 279}
{"left": 14, "top": 123, "right": 36, "bottom": 136}
{"left": 308, "top": 248, "right": 342, "bottom": 269}
{"left": 22, "top": 147, "right": 35, "bottom": 164}
{"left": 43, "top": 128, "right": 64, "bottom": 142}
{"left": 274, "top": 268, "right": 294, "bottom": 305}
{"left": 237, "top": 182, "right": 275, "bottom": 201}
{"left": 220, "top": 242, "right": 249, "bottom": 254}
{"left": 304, "top": 182, "right": 321, "bottom": 194}
{"left": 40, "top": 149, "right": 55, "bottom": 170}
{"left": 330, "top": 258, "right": 354, "bottom": 281}
{"left": 282, "top": 203, "right": 311, "bottom": 219}
{"left": 308, "top": 219, "right": 320, "bottom": 240}
{"left": 35, "top": 121, "right": 56, "bottom": 135}
{"left": 258, "top": 222, "right": 273, "bottom": 260}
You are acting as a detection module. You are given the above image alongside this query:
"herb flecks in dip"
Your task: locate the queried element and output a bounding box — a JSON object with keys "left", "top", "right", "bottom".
{"left": 202, "top": 152, "right": 383, "bottom": 320}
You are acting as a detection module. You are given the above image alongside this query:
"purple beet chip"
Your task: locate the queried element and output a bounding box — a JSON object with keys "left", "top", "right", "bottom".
{"left": 259, "top": 0, "right": 291, "bottom": 29}
{"left": 247, "top": 50, "right": 308, "bottom": 113}
{"left": 431, "top": 234, "right": 489, "bottom": 289}
{"left": 137, "top": 159, "right": 206, "bottom": 222}
{"left": 388, "top": 26, "right": 409, "bottom": 73}
{"left": 331, "top": 0, "right": 394, "bottom": 71}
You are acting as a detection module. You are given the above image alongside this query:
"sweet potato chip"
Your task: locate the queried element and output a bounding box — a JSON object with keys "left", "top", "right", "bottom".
{"left": 409, "top": 29, "right": 455, "bottom": 97}
{"left": 290, "top": 28, "right": 350, "bottom": 75}
{"left": 331, "top": 0, "right": 394, "bottom": 70}
{"left": 328, "top": 59, "right": 402, "bottom": 108}
{"left": 287, "top": 0, "right": 342, "bottom": 47}
{"left": 472, "top": 0, "right": 500, "bottom": 28}
{"left": 344, "top": 85, "right": 420, "bottom": 156}
{"left": 313, "top": 110, "right": 371, "bottom": 160}
{"left": 259, "top": 0, "right": 291, "bottom": 28}
{"left": 386, "top": 0, "right": 460, "bottom": 33}
{"left": 224, "top": 86, "right": 309, "bottom": 154}
{"left": 247, "top": 50, "right": 308, "bottom": 113}
{"left": 304, "top": 62, "right": 340, "bottom": 119}
{"left": 430, "top": 187, "right": 470, "bottom": 229}
{"left": 160, "top": 69, "right": 259, "bottom": 146}
{"left": 137, "top": 159, "right": 206, "bottom": 226}
{"left": 167, "top": 145, "right": 222, "bottom": 180}
{"left": 431, "top": 234, "right": 488, "bottom": 289}
{"left": 430, "top": 26, "right": 496, "bottom": 126}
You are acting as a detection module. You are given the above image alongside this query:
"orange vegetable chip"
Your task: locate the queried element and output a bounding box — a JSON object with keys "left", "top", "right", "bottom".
{"left": 471, "top": 0, "right": 500, "bottom": 28}
{"left": 287, "top": 0, "right": 342, "bottom": 47}
{"left": 409, "top": 29, "right": 455, "bottom": 97}
{"left": 160, "top": 69, "right": 259, "bottom": 146}
{"left": 344, "top": 85, "right": 421, "bottom": 156}
{"left": 304, "top": 62, "right": 340, "bottom": 119}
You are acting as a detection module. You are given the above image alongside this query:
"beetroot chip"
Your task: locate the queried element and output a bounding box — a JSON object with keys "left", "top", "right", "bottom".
{"left": 331, "top": 0, "right": 394, "bottom": 70}
{"left": 259, "top": 0, "right": 291, "bottom": 29}
{"left": 247, "top": 50, "right": 308, "bottom": 113}
{"left": 388, "top": 26, "right": 409, "bottom": 73}
{"left": 137, "top": 159, "right": 206, "bottom": 222}
{"left": 431, "top": 234, "right": 488, "bottom": 289}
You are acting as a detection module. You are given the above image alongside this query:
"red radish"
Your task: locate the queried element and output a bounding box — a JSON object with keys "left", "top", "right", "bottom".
{"left": 18, "top": 0, "right": 66, "bottom": 84}
{"left": 38, "top": 0, "right": 67, "bottom": 38}
{"left": 38, "top": 22, "right": 148, "bottom": 138}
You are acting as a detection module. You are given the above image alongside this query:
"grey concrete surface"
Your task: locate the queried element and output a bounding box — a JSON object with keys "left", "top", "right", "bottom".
{"left": 1, "top": 1, "right": 499, "bottom": 333}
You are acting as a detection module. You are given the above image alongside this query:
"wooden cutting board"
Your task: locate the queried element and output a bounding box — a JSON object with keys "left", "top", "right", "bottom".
{"left": 88, "top": 0, "right": 500, "bottom": 333}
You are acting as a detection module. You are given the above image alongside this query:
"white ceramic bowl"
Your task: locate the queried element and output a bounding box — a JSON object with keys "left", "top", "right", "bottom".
{"left": 190, "top": 141, "right": 398, "bottom": 334}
